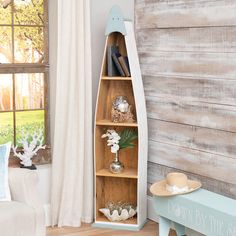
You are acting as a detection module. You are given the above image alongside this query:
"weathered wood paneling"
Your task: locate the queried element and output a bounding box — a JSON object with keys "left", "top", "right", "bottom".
{"left": 146, "top": 96, "right": 236, "bottom": 132}
{"left": 137, "top": 27, "right": 236, "bottom": 53}
{"left": 147, "top": 163, "right": 236, "bottom": 199}
{"left": 136, "top": 0, "right": 236, "bottom": 29}
{"left": 143, "top": 75, "right": 236, "bottom": 106}
{"left": 148, "top": 140, "right": 236, "bottom": 185}
{"left": 135, "top": 0, "right": 236, "bottom": 199}
{"left": 139, "top": 51, "right": 236, "bottom": 79}
{"left": 148, "top": 119, "right": 236, "bottom": 159}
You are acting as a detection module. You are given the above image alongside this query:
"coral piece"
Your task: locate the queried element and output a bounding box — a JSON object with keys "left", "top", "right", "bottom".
{"left": 12, "top": 129, "right": 46, "bottom": 167}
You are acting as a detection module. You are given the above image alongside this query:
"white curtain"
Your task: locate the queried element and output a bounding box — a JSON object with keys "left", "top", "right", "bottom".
{"left": 51, "top": 0, "right": 93, "bottom": 227}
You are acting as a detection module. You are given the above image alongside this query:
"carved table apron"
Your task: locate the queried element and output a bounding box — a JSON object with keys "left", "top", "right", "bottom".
{"left": 152, "top": 189, "right": 236, "bottom": 236}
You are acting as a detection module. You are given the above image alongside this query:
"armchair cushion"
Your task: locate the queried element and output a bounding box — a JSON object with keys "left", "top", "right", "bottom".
{"left": 0, "top": 201, "right": 35, "bottom": 236}
{"left": 0, "top": 142, "right": 11, "bottom": 201}
{"left": 0, "top": 168, "right": 46, "bottom": 236}
{"left": 9, "top": 168, "right": 41, "bottom": 207}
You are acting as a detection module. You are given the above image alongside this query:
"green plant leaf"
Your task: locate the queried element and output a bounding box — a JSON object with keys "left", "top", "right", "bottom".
{"left": 119, "top": 129, "right": 138, "bottom": 150}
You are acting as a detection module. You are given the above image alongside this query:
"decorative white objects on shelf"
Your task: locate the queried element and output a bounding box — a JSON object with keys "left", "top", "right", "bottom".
{"left": 99, "top": 208, "right": 137, "bottom": 222}
{"left": 113, "top": 96, "right": 129, "bottom": 113}
{"left": 99, "top": 202, "right": 137, "bottom": 222}
{"left": 12, "top": 129, "right": 46, "bottom": 168}
{"left": 101, "top": 129, "right": 120, "bottom": 154}
{"left": 111, "top": 96, "right": 135, "bottom": 123}
{"left": 101, "top": 129, "right": 138, "bottom": 174}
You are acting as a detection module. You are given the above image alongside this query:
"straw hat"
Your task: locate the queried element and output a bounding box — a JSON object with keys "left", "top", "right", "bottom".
{"left": 150, "top": 172, "right": 201, "bottom": 197}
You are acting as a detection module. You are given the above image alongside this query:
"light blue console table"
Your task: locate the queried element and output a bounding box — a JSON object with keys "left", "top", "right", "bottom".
{"left": 152, "top": 189, "right": 236, "bottom": 236}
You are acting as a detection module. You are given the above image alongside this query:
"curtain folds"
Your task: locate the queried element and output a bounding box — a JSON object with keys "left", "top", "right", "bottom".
{"left": 51, "top": 0, "right": 93, "bottom": 227}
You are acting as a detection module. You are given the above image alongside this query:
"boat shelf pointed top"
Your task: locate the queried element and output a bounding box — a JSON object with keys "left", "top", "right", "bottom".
{"left": 105, "top": 5, "right": 127, "bottom": 36}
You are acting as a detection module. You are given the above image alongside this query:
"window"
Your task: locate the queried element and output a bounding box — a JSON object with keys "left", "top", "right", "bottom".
{"left": 0, "top": 0, "right": 50, "bottom": 164}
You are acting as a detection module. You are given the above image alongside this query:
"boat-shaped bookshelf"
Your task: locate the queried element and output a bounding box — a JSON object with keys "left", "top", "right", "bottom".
{"left": 93, "top": 6, "right": 148, "bottom": 231}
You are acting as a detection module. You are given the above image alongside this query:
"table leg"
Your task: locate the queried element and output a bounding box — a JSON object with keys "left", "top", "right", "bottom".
{"left": 174, "top": 222, "right": 186, "bottom": 236}
{"left": 159, "top": 216, "right": 171, "bottom": 236}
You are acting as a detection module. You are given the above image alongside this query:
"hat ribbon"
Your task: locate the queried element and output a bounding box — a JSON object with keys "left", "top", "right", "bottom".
{"left": 166, "top": 184, "right": 190, "bottom": 194}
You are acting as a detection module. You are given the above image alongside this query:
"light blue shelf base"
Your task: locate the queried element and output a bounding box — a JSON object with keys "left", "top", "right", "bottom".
{"left": 105, "top": 5, "right": 127, "bottom": 36}
{"left": 92, "top": 220, "right": 147, "bottom": 231}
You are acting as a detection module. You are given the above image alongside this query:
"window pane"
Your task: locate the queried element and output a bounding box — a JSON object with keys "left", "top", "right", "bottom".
{"left": 0, "top": 74, "right": 13, "bottom": 111}
{"left": 15, "top": 73, "right": 44, "bottom": 110}
{"left": 16, "top": 110, "right": 45, "bottom": 146}
{"left": 14, "top": 26, "right": 44, "bottom": 63}
{"left": 0, "top": 1, "right": 12, "bottom": 25}
{"left": 0, "top": 112, "right": 14, "bottom": 145}
{"left": 0, "top": 27, "right": 12, "bottom": 63}
{"left": 14, "top": 0, "right": 44, "bottom": 25}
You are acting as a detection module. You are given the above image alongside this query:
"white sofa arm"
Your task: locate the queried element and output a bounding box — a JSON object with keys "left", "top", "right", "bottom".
{"left": 9, "top": 168, "right": 40, "bottom": 206}
{"left": 8, "top": 168, "right": 46, "bottom": 236}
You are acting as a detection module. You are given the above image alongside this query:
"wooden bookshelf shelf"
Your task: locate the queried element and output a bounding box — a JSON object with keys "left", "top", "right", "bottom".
{"left": 96, "top": 168, "right": 138, "bottom": 179}
{"left": 93, "top": 7, "right": 147, "bottom": 231}
{"left": 102, "top": 76, "right": 132, "bottom": 81}
{"left": 96, "top": 120, "right": 138, "bottom": 127}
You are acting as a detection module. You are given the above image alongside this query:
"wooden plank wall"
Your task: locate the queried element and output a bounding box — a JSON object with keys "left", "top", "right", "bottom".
{"left": 135, "top": 0, "right": 236, "bottom": 199}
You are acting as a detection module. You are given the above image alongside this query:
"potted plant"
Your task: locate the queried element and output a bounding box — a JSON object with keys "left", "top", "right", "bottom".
{"left": 101, "top": 128, "right": 138, "bottom": 173}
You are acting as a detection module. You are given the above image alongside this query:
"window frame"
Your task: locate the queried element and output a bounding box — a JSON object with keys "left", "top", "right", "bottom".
{"left": 0, "top": 0, "right": 50, "bottom": 165}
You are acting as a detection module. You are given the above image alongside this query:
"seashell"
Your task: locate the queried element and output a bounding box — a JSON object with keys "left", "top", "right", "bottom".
{"left": 99, "top": 207, "right": 137, "bottom": 222}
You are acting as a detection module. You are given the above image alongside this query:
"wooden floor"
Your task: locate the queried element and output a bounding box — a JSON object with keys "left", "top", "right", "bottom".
{"left": 47, "top": 221, "right": 177, "bottom": 236}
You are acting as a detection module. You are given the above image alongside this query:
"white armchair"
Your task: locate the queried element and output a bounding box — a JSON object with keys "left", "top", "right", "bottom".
{"left": 0, "top": 168, "right": 46, "bottom": 236}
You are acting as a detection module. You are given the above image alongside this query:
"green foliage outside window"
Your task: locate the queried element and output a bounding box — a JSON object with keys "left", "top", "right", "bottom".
{"left": 0, "top": 0, "right": 47, "bottom": 147}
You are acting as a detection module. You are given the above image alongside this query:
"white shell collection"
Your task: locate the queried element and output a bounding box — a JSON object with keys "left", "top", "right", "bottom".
{"left": 99, "top": 207, "right": 137, "bottom": 222}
